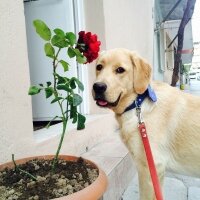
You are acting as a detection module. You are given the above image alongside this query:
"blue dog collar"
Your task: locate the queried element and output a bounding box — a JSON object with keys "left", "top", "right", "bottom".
{"left": 123, "top": 85, "right": 157, "bottom": 113}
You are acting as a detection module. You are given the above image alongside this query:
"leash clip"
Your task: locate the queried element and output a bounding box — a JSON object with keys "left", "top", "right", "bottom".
{"left": 136, "top": 107, "right": 143, "bottom": 124}
{"left": 135, "top": 100, "right": 143, "bottom": 124}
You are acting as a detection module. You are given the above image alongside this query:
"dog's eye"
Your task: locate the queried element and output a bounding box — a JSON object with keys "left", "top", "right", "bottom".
{"left": 96, "top": 64, "right": 103, "bottom": 71}
{"left": 116, "top": 67, "right": 125, "bottom": 74}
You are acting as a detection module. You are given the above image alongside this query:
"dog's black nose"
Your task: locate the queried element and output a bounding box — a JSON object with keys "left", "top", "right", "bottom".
{"left": 93, "top": 82, "right": 107, "bottom": 93}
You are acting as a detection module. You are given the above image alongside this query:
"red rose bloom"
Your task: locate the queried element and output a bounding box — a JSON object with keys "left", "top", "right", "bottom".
{"left": 77, "top": 31, "right": 101, "bottom": 63}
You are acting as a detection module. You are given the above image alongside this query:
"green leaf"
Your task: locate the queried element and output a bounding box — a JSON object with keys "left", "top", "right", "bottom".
{"left": 44, "top": 43, "right": 55, "bottom": 58}
{"left": 57, "top": 84, "right": 71, "bottom": 92}
{"left": 74, "top": 48, "right": 81, "bottom": 55}
{"left": 77, "top": 113, "right": 86, "bottom": 130}
{"left": 51, "top": 97, "right": 63, "bottom": 104}
{"left": 45, "top": 87, "right": 53, "bottom": 98}
{"left": 67, "top": 95, "right": 73, "bottom": 105}
{"left": 28, "top": 86, "right": 41, "bottom": 95}
{"left": 73, "top": 94, "right": 82, "bottom": 106}
{"left": 76, "top": 55, "right": 87, "bottom": 64}
{"left": 33, "top": 19, "right": 51, "bottom": 41}
{"left": 51, "top": 35, "right": 68, "bottom": 48}
{"left": 54, "top": 73, "right": 68, "bottom": 84}
{"left": 54, "top": 28, "right": 65, "bottom": 37}
{"left": 70, "top": 105, "right": 77, "bottom": 119}
{"left": 66, "top": 32, "right": 76, "bottom": 46}
{"left": 71, "top": 77, "right": 84, "bottom": 91}
{"left": 68, "top": 47, "right": 76, "bottom": 58}
{"left": 57, "top": 78, "right": 67, "bottom": 85}
{"left": 70, "top": 79, "right": 76, "bottom": 89}
{"left": 51, "top": 35, "right": 60, "bottom": 45}
{"left": 47, "top": 81, "right": 51, "bottom": 87}
{"left": 60, "top": 60, "right": 69, "bottom": 72}
{"left": 73, "top": 48, "right": 86, "bottom": 64}
{"left": 72, "top": 113, "right": 77, "bottom": 124}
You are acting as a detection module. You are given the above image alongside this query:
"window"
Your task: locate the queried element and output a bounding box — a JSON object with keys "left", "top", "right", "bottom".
{"left": 24, "top": 0, "right": 87, "bottom": 129}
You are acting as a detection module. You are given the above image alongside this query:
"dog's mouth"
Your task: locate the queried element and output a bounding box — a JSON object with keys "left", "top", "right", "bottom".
{"left": 95, "top": 93, "right": 122, "bottom": 108}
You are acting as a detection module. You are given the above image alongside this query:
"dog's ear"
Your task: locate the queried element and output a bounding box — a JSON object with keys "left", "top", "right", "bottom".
{"left": 130, "top": 52, "right": 151, "bottom": 94}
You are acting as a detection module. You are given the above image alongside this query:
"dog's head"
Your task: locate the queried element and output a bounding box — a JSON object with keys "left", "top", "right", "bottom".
{"left": 92, "top": 48, "right": 152, "bottom": 113}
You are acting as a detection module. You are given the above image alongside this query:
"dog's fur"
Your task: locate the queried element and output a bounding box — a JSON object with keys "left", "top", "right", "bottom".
{"left": 93, "top": 48, "right": 200, "bottom": 200}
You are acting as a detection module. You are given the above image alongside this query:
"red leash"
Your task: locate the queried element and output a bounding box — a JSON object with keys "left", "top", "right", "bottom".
{"left": 136, "top": 108, "right": 163, "bottom": 200}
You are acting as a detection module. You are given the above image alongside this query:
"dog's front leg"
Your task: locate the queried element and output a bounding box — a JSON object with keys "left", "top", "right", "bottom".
{"left": 137, "top": 163, "right": 165, "bottom": 200}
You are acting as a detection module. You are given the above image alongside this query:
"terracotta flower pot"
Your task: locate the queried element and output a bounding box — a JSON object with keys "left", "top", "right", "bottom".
{"left": 0, "top": 155, "right": 108, "bottom": 200}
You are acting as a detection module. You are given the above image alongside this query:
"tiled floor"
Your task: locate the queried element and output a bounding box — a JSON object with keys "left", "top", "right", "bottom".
{"left": 122, "top": 173, "right": 200, "bottom": 200}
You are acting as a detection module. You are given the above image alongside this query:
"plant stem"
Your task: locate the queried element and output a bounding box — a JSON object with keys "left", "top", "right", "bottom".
{"left": 51, "top": 100, "right": 68, "bottom": 171}
{"left": 45, "top": 116, "right": 59, "bottom": 129}
{"left": 53, "top": 48, "right": 61, "bottom": 92}
{"left": 51, "top": 119, "right": 67, "bottom": 171}
{"left": 12, "top": 154, "right": 37, "bottom": 181}
{"left": 51, "top": 47, "right": 69, "bottom": 171}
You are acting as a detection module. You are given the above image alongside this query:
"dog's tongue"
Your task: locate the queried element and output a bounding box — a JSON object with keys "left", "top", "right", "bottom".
{"left": 97, "top": 100, "right": 108, "bottom": 106}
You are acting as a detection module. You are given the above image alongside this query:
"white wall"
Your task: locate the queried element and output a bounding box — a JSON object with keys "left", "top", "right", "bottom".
{"left": 103, "top": 0, "right": 154, "bottom": 64}
{"left": 153, "top": 0, "right": 164, "bottom": 81}
{"left": 0, "top": 1, "right": 34, "bottom": 163}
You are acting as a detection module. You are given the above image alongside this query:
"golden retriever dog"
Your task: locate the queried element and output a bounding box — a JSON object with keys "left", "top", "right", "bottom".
{"left": 92, "top": 48, "right": 200, "bottom": 200}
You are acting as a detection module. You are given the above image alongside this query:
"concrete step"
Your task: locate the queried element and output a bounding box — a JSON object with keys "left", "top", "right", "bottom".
{"left": 31, "top": 114, "right": 119, "bottom": 159}
{"left": 82, "top": 133, "right": 136, "bottom": 200}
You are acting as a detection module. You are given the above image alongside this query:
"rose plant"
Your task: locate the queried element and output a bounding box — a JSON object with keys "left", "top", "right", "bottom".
{"left": 28, "top": 20, "right": 101, "bottom": 171}
{"left": 0, "top": 19, "right": 107, "bottom": 200}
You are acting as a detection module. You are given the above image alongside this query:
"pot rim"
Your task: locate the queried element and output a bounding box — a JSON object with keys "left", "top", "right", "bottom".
{"left": 0, "top": 155, "right": 108, "bottom": 200}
